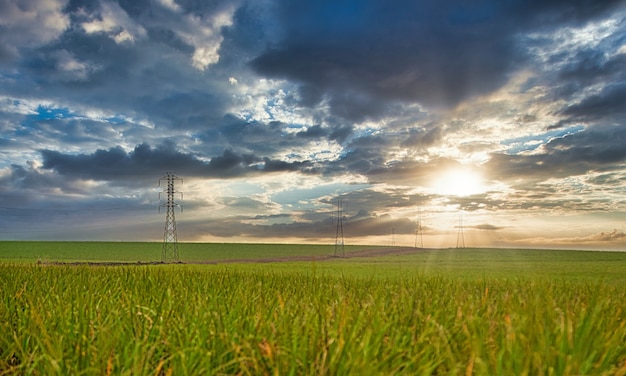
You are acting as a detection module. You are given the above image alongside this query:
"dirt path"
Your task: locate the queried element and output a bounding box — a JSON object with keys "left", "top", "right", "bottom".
{"left": 44, "top": 247, "right": 428, "bottom": 266}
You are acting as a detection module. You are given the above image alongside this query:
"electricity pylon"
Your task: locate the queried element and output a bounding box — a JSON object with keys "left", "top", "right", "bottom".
{"left": 414, "top": 219, "right": 424, "bottom": 248}
{"left": 334, "top": 199, "right": 345, "bottom": 257}
{"left": 456, "top": 212, "right": 465, "bottom": 248}
{"left": 159, "top": 173, "right": 183, "bottom": 263}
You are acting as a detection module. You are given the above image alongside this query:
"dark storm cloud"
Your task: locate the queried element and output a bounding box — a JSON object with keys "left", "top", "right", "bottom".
{"left": 558, "top": 50, "right": 626, "bottom": 88}
{"left": 487, "top": 124, "right": 626, "bottom": 184}
{"left": 0, "top": 164, "right": 78, "bottom": 198}
{"left": 329, "top": 124, "right": 354, "bottom": 144}
{"left": 251, "top": 0, "right": 625, "bottom": 118}
{"left": 561, "top": 83, "right": 626, "bottom": 120}
{"left": 296, "top": 124, "right": 327, "bottom": 139}
{"left": 39, "top": 141, "right": 312, "bottom": 181}
{"left": 195, "top": 115, "right": 343, "bottom": 159}
{"left": 40, "top": 142, "right": 196, "bottom": 180}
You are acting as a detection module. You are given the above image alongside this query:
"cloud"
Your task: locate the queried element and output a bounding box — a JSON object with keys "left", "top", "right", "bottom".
{"left": 401, "top": 126, "right": 444, "bottom": 149}
{"left": 188, "top": 6, "right": 237, "bottom": 70}
{"left": 1, "top": 0, "right": 625, "bottom": 247}
{"left": 468, "top": 224, "right": 505, "bottom": 231}
{"left": 558, "top": 50, "right": 626, "bottom": 90}
{"left": 39, "top": 141, "right": 312, "bottom": 181}
{"left": 0, "top": 162, "right": 100, "bottom": 204}
{"left": 251, "top": 0, "right": 625, "bottom": 119}
{"left": 585, "top": 229, "right": 626, "bottom": 242}
{"left": 80, "top": 0, "right": 147, "bottom": 44}
{"left": 561, "top": 83, "right": 626, "bottom": 120}
{"left": 520, "top": 229, "right": 626, "bottom": 248}
{"left": 0, "top": 0, "right": 246, "bottom": 141}
{"left": 189, "top": 187, "right": 431, "bottom": 241}
{"left": 76, "top": 0, "right": 236, "bottom": 69}
{"left": 190, "top": 209, "right": 416, "bottom": 240}
{"left": 486, "top": 124, "right": 626, "bottom": 184}
{"left": 0, "top": 0, "right": 70, "bottom": 60}
{"left": 49, "top": 49, "right": 101, "bottom": 82}
{"left": 330, "top": 188, "right": 430, "bottom": 213}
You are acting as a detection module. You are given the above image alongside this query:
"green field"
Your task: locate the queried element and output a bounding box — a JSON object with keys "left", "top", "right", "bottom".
{"left": 0, "top": 241, "right": 372, "bottom": 263}
{"left": 1, "top": 242, "right": 625, "bottom": 375}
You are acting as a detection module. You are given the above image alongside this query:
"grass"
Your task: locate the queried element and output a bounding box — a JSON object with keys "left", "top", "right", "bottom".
{"left": 0, "top": 241, "right": 371, "bottom": 263}
{"left": 225, "top": 247, "right": 626, "bottom": 283}
{"left": 1, "top": 242, "right": 625, "bottom": 375}
{"left": 2, "top": 242, "right": 626, "bottom": 282}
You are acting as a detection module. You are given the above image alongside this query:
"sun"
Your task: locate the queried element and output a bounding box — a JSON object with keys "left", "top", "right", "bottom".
{"left": 431, "top": 168, "right": 486, "bottom": 197}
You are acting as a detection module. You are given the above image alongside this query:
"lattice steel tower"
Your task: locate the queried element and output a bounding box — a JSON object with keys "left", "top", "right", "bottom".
{"left": 414, "top": 218, "right": 424, "bottom": 248}
{"left": 334, "top": 199, "right": 345, "bottom": 257}
{"left": 456, "top": 212, "right": 465, "bottom": 248}
{"left": 159, "top": 173, "right": 183, "bottom": 263}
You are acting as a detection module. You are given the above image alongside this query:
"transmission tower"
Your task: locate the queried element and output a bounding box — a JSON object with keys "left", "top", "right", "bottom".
{"left": 414, "top": 218, "right": 424, "bottom": 248}
{"left": 334, "top": 199, "right": 345, "bottom": 257}
{"left": 159, "top": 173, "right": 183, "bottom": 263}
{"left": 456, "top": 212, "right": 465, "bottom": 248}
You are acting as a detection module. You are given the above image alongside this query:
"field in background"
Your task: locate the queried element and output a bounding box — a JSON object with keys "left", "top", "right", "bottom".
{"left": 0, "top": 241, "right": 374, "bottom": 263}
{"left": 1, "top": 242, "right": 626, "bottom": 374}
{"left": 1, "top": 241, "right": 625, "bottom": 282}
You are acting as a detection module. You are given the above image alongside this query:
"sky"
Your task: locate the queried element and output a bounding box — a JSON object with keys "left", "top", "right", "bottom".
{"left": 1, "top": 0, "right": 626, "bottom": 250}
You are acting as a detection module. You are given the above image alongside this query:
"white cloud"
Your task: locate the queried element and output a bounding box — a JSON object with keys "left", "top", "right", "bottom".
{"left": 525, "top": 14, "right": 624, "bottom": 70}
{"left": 112, "top": 29, "right": 135, "bottom": 44}
{"left": 155, "top": 0, "right": 183, "bottom": 13}
{"left": 0, "top": 0, "right": 69, "bottom": 49}
{"left": 81, "top": 1, "right": 146, "bottom": 44}
{"left": 231, "top": 78, "right": 319, "bottom": 126}
{"left": 132, "top": 2, "right": 237, "bottom": 70}
{"left": 0, "top": 96, "right": 37, "bottom": 116}
{"left": 191, "top": 46, "right": 222, "bottom": 71}
{"left": 183, "top": 7, "right": 236, "bottom": 70}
